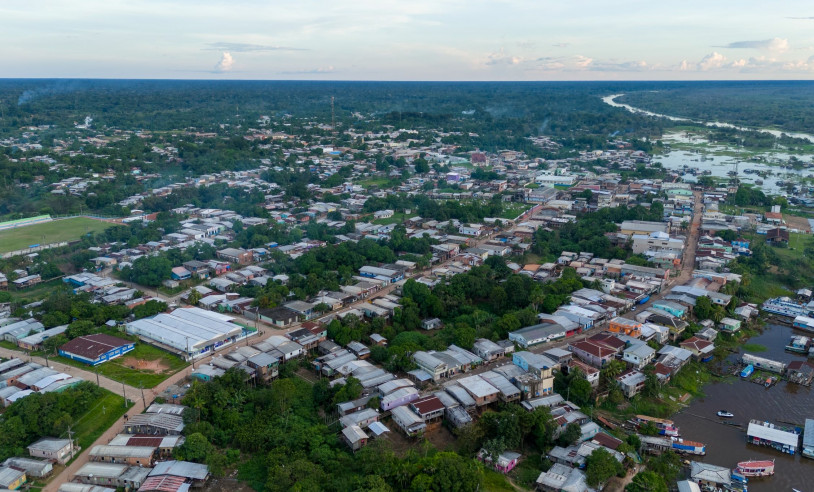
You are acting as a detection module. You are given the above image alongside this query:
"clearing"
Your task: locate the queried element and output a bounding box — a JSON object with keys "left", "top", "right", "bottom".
{"left": 0, "top": 217, "right": 117, "bottom": 253}
{"left": 56, "top": 342, "right": 188, "bottom": 388}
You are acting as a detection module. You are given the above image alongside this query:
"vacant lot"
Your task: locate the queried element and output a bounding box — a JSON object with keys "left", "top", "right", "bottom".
{"left": 56, "top": 343, "right": 187, "bottom": 388}
{"left": 0, "top": 217, "right": 117, "bottom": 253}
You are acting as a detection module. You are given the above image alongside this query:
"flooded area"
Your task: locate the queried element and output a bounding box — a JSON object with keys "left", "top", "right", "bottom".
{"left": 673, "top": 323, "right": 814, "bottom": 491}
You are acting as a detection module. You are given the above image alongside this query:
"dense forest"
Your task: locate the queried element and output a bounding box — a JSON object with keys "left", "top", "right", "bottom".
{"left": 618, "top": 81, "right": 814, "bottom": 134}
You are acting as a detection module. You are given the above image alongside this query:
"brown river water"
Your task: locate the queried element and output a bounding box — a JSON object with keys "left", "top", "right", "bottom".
{"left": 672, "top": 323, "right": 813, "bottom": 492}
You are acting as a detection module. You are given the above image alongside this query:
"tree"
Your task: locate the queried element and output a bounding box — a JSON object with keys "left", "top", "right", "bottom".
{"left": 65, "top": 320, "right": 96, "bottom": 339}
{"left": 175, "top": 432, "right": 213, "bottom": 462}
{"left": 626, "top": 471, "right": 668, "bottom": 492}
{"left": 413, "top": 157, "right": 430, "bottom": 174}
{"left": 558, "top": 422, "right": 582, "bottom": 446}
{"left": 187, "top": 289, "right": 202, "bottom": 306}
{"left": 600, "top": 360, "right": 626, "bottom": 387}
{"left": 585, "top": 448, "right": 624, "bottom": 487}
{"left": 694, "top": 295, "right": 713, "bottom": 320}
{"left": 133, "top": 300, "right": 168, "bottom": 319}
{"left": 568, "top": 377, "right": 593, "bottom": 406}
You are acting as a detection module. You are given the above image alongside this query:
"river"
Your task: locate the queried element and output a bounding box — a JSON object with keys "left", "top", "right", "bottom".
{"left": 602, "top": 94, "right": 814, "bottom": 195}
{"left": 671, "top": 323, "right": 813, "bottom": 491}
{"left": 602, "top": 94, "right": 814, "bottom": 144}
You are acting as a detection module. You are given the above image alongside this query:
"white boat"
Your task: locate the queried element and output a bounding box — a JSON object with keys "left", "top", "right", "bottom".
{"left": 717, "top": 410, "right": 734, "bottom": 418}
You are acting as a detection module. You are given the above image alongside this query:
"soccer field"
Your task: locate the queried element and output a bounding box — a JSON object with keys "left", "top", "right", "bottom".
{"left": 0, "top": 217, "right": 117, "bottom": 253}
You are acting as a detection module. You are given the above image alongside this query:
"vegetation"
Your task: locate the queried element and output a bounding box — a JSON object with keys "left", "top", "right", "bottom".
{"left": 54, "top": 342, "right": 187, "bottom": 387}
{"left": 0, "top": 381, "right": 129, "bottom": 461}
{"left": 0, "top": 217, "right": 116, "bottom": 253}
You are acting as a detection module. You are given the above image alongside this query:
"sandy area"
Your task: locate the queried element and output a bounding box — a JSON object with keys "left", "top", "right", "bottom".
{"left": 120, "top": 357, "right": 171, "bottom": 373}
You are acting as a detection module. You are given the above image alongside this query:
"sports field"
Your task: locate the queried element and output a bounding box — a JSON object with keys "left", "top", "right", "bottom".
{"left": 0, "top": 217, "right": 116, "bottom": 253}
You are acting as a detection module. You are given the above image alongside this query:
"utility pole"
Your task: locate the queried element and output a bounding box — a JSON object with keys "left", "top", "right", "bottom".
{"left": 66, "top": 425, "right": 75, "bottom": 460}
{"left": 95, "top": 366, "right": 100, "bottom": 386}
{"left": 140, "top": 384, "right": 146, "bottom": 408}
{"left": 122, "top": 382, "right": 127, "bottom": 407}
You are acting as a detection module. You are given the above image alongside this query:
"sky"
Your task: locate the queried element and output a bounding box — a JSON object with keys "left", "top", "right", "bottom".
{"left": 4, "top": 0, "right": 814, "bottom": 80}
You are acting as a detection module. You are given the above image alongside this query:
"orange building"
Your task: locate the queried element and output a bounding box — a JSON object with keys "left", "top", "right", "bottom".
{"left": 608, "top": 317, "right": 642, "bottom": 338}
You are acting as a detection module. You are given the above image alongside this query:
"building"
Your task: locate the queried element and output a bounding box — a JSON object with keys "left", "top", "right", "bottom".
{"left": 72, "top": 463, "right": 150, "bottom": 489}
{"left": 2, "top": 457, "right": 52, "bottom": 478}
{"left": 616, "top": 370, "right": 647, "bottom": 398}
{"left": 622, "top": 343, "right": 656, "bottom": 369}
{"left": 568, "top": 340, "right": 615, "bottom": 368}
{"left": 0, "top": 466, "right": 26, "bottom": 490}
{"left": 342, "top": 425, "right": 369, "bottom": 452}
{"left": 536, "top": 463, "right": 590, "bottom": 492}
{"left": 413, "top": 351, "right": 448, "bottom": 381}
{"left": 608, "top": 317, "right": 642, "bottom": 337}
{"left": 107, "top": 434, "right": 185, "bottom": 460}
{"left": 216, "top": 247, "right": 253, "bottom": 265}
{"left": 126, "top": 307, "right": 245, "bottom": 360}
{"left": 146, "top": 461, "right": 210, "bottom": 488}
{"left": 508, "top": 323, "right": 566, "bottom": 348}
{"left": 619, "top": 220, "right": 669, "bottom": 236}
{"left": 58, "top": 334, "right": 135, "bottom": 366}
{"left": 89, "top": 445, "right": 155, "bottom": 466}
{"left": 409, "top": 395, "right": 445, "bottom": 423}
{"left": 746, "top": 419, "right": 800, "bottom": 454}
{"left": 804, "top": 419, "right": 814, "bottom": 459}
{"left": 27, "top": 437, "right": 75, "bottom": 465}
{"left": 680, "top": 336, "right": 715, "bottom": 361}
{"left": 477, "top": 449, "right": 521, "bottom": 474}
{"left": 689, "top": 461, "right": 734, "bottom": 491}
{"left": 123, "top": 413, "right": 185, "bottom": 436}
{"left": 390, "top": 405, "right": 426, "bottom": 436}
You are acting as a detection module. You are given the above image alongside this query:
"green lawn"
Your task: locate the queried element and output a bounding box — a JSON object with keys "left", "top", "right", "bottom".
{"left": 0, "top": 217, "right": 117, "bottom": 253}
{"left": 55, "top": 343, "right": 188, "bottom": 388}
{"left": 72, "top": 389, "right": 132, "bottom": 451}
{"left": 372, "top": 212, "right": 418, "bottom": 225}
{"left": 7, "top": 278, "right": 69, "bottom": 302}
{"left": 500, "top": 204, "right": 530, "bottom": 220}
{"left": 359, "top": 177, "right": 393, "bottom": 189}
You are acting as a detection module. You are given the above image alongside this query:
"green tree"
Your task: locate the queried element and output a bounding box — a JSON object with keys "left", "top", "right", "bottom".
{"left": 585, "top": 448, "right": 624, "bottom": 487}
{"left": 175, "top": 432, "right": 213, "bottom": 462}
{"left": 558, "top": 422, "right": 582, "bottom": 446}
{"left": 626, "top": 471, "right": 668, "bottom": 492}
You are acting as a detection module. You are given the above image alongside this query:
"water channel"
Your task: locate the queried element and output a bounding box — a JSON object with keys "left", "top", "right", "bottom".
{"left": 672, "top": 323, "right": 813, "bottom": 491}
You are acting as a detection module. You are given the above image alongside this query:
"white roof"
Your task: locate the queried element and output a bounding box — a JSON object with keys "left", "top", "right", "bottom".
{"left": 457, "top": 375, "right": 499, "bottom": 398}
{"left": 126, "top": 307, "right": 241, "bottom": 351}
{"left": 746, "top": 421, "right": 800, "bottom": 447}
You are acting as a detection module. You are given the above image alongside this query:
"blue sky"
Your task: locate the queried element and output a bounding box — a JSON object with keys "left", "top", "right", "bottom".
{"left": 4, "top": 0, "right": 814, "bottom": 80}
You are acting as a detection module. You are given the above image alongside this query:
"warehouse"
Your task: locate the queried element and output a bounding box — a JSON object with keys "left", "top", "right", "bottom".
{"left": 72, "top": 463, "right": 151, "bottom": 489}
{"left": 125, "top": 307, "right": 245, "bottom": 360}
{"left": 58, "top": 334, "right": 135, "bottom": 366}
{"left": 747, "top": 419, "right": 800, "bottom": 454}
{"left": 89, "top": 445, "right": 156, "bottom": 466}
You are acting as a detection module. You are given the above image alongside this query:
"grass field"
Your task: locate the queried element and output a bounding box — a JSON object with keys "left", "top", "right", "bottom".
{"left": 55, "top": 343, "right": 188, "bottom": 388}
{"left": 0, "top": 217, "right": 116, "bottom": 253}
{"left": 73, "top": 389, "right": 132, "bottom": 451}
{"left": 500, "top": 203, "right": 530, "bottom": 220}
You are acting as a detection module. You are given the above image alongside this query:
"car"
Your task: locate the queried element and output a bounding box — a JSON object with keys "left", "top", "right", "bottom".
{"left": 631, "top": 306, "right": 637, "bottom": 311}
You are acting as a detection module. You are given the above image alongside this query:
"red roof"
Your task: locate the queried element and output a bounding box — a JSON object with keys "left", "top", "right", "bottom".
{"left": 571, "top": 340, "right": 615, "bottom": 358}
{"left": 139, "top": 475, "right": 187, "bottom": 492}
{"left": 127, "top": 435, "right": 164, "bottom": 447}
{"left": 592, "top": 432, "right": 623, "bottom": 450}
{"left": 588, "top": 333, "right": 626, "bottom": 351}
{"left": 59, "top": 334, "right": 133, "bottom": 361}
{"left": 411, "top": 395, "right": 444, "bottom": 415}
{"left": 680, "top": 336, "right": 713, "bottom": 351}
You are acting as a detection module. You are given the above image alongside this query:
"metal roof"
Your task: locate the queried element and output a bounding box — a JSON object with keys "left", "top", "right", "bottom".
{"left": 90, "top": 445, "right": 155, "bottom": 458}
{"left": 747, "top": 420, "right": 800, "bottom": 447}
{"left": 148, "top": 460, "right": 209, "bottom": 480}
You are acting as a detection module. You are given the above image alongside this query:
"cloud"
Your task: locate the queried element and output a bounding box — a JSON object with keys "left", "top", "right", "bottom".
{"left": 485, "top": 49, "right": 523, "bottom": 66}
{"left": 718, "top": 38, "right": 789, "bottom": 52}
{"left": 214, "top": 52, "right": 234, "bottom": 72}
{"left": 206, "top": 42, "right": 306, "bottom": 52}
{"left": 697, "top": 51, "right": 727, "bottom": 70}
{"left": 552, "top": 43, "right": 570, "bottom": 48}
{"left": 787, "top": 16, "right": 814, "bottom": 19}
{"left": 279, "top": 66, "right": 336, "bottom": 74}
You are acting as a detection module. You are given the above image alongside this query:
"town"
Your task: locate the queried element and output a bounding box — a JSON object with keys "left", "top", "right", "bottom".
{"left": 1, "top": 81, "right": 814, "bottom": 492}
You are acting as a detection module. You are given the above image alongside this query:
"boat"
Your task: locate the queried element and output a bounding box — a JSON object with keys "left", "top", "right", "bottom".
{"left": 736, "top": 459, "right": 775, "bottom": 477}
{"left": 634, "top": 415, "right": 680, "bottom": 437}
{"left": 741, "top": 364, "right": 754, "bottom": 378}
{"left": 785, "top": 335, "right": 811, "bottom": 354}
{"left": 765, "top": 376, "right": 778, "bottom": 388}
{"left": 717, "top": 410, "right": 735, "bottom": 418}
{"left": 670, "top": 437, "right": 706, "bottom": 455}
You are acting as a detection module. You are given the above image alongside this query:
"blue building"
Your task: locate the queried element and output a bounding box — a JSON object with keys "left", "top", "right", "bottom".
{"left": 58, "top": 334, "right": 135, "bottom": 366}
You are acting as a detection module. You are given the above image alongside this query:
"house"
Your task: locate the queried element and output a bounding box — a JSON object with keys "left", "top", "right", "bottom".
{"left": 28, "top": 437, "right": 75, "bottom": 465}
{"left": 72, "top": 463, "right": 150, "bottom": 489}
{"left": 123, "top": 413, "right": 184, "bottom": 435}
{"left": 58, "top": 334, "right": 135, "bottom": 366}
{"left": 245, "top": 353, "right": 279, "bottom": 381}
{"left": 145, "top": 460, "right": 210, "bottom": 488}
{"left": 767, "top": 227, "right": 790, "bottom": 244}
{"left": 457, "top": 375, "right": 500, "bottom": 406}
{"left": 421, "top": 318, "right": 442, "bottom": 330}
{"left": 216, "top": 247, "right": 253, "bottom": 265}
{"left": 409, "top": 395, "right": 445, "bottom": 422}
{"left": 477, "top": 449, "right": 521, "bottom": 474}
{"left": 508, "top": 323, "right": 567, "bottom": 347}
{"left": 170, "top": 267, "right": 191, "bottom": 281}
{"left": 617, "top": 370, "right": 647, "bottom": 398}
{"left": 719, "top": 317, "right": 741, "bottom": 333}
{"left": 608, "top": 317, "right": 642, "bottom": 338}
{"left": 458, "top": 224, "right": 485, "bottom": 236}
{"left": 390, "top": 405, "right": 426, "bottom": 436}
{"left": 13, "top": 274, "right": 41, "bottom": 289}
{"left": 536, "top": 463, "right": 590, "bottom": 492}
{"left": 342, "top": 425, "right": 369, "bottom": 452}
{"left": 689, "top": 461, "right": 734, "bottom": 491}
{"left": 568, "top": 340, "right": 615, "bottom": 368}
{"left": 256, "top": 307, "right": 300, "bottom": 327}
{"left": 622, "top": 343, "right": 656, "bottom": 369}
{"left": 652, "top": 300, "right": 686, "bottom": 318}
{"left": 1, "top": 457, "right": 52, "bottom": 479}
{"left": 0, "top": 466, "right": 26, "bottom": 490}
{"left": 680, "top": 336, "right": 715, "bottom": 361}
{"left": 472, "top": 338, "right": 505, "bottom": 361}
{"left": 89, "top": 445, "right": 155, "bottom": 467}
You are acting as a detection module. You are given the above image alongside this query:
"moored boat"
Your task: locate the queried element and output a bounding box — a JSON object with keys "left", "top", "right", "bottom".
{"left": 634, "top": 415, "right": 680, "bottom": 437}
{"left": 785, "top": 335, "right": 811, "bottom": 353}
{"left": 741, "top": 364, "right": 754, "bottom": 378}
{"left": 736, "top": 459, "right": 775, "bottom": 477}
{"left": 717, "top": 410, "right": 734, "bottom": 418}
